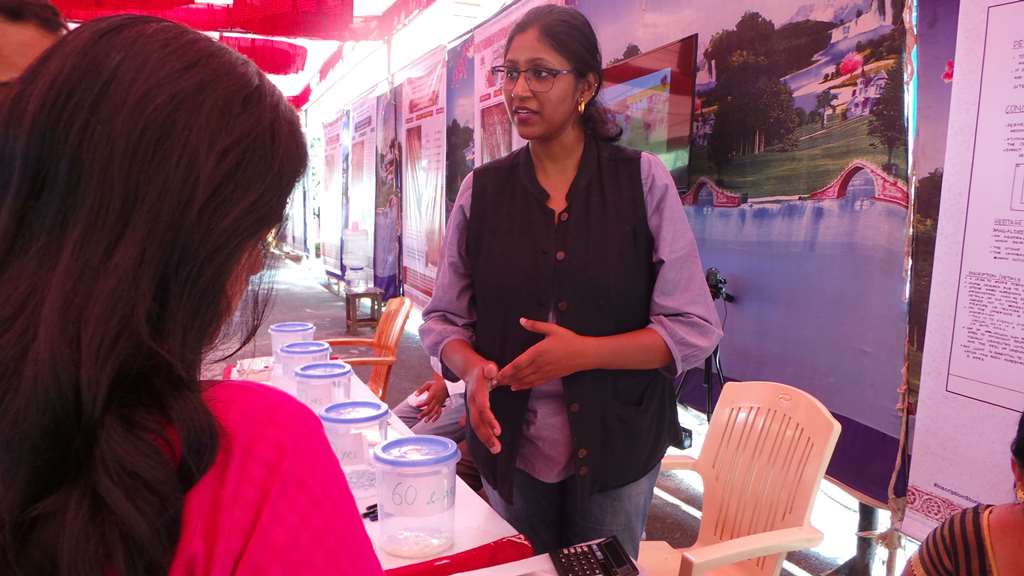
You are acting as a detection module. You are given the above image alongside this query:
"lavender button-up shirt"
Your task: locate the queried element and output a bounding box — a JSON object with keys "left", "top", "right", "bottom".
{"left": 420, "top": 151, "right": 723, "bottom": 483}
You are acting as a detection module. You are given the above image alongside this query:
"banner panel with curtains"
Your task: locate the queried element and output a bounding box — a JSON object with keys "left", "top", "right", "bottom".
{"left": 400, "top": 49, "right": 448, "bottom": 308}
{"left": 577, "top": 0, "right": 910, "bottom": 503}
{"left": 375, "top": 86, "right": 404, "bottom": 299}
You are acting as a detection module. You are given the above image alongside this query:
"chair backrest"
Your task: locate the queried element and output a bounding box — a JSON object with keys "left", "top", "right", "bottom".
{"left": 691, "top": 381, "right": 840, "bottom": 576}
{"left": 366, "top": 296, "right": 412, "bottom": 399}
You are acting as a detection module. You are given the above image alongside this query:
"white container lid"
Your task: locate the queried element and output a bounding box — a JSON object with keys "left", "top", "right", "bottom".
{"left": 279, "top": 341, "right": 331, "bottom": 356}
{"left": 373, "top": 436, "right": 460, "bottom": 468}
{"left": 268, "top": 321, "right": 315, "bottom": 333}
{"left": 320, "top": 400, "right": 389, "bottom": 425}
{"left": 294, "top": 361, "right": 352, "bottom": 380}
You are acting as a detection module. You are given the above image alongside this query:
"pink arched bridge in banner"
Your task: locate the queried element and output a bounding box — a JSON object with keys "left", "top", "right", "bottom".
{"left": 682, "top": 160, "right": 909, "bottom": 208}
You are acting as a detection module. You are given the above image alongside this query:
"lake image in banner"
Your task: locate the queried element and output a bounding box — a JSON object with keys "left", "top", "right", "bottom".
{"left": 685, "top": 170, "right": 908, "bottom": 436}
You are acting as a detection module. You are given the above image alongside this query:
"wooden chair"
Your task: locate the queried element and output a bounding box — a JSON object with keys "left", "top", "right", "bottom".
{"left": 639, "top": 381, "right": 841, "bottom": 576}
{"left": 323, "top": 296, "right": 411, "bottom": 401}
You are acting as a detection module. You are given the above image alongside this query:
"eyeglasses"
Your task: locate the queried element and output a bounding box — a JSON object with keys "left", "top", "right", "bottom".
{"left": 490, "top": 65, "right": 573, "bottom": 93}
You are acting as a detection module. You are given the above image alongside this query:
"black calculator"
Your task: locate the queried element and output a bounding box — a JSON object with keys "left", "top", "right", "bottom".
{"left": 550, "top": 536, "right": 640, "bottom": 576}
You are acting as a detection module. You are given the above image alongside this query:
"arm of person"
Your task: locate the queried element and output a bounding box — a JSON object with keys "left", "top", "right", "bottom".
{"left": 418, "top": 173, "right": 502, "bottom": 453}
{"left": 498, "top": 152, "right": 723, "bottom": 390}
{"left": 181, "top": 384, "right": 384, "bottom": 576}
{"left": 420, "top": 172, "right": 481, "bottom": 377}
{"left": 430, "top": 355, "right": 467, "bottom": 396}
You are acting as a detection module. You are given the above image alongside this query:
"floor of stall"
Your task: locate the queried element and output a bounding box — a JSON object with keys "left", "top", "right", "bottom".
{"left": 205, "top": 255, "right": 918, "bottom": 576}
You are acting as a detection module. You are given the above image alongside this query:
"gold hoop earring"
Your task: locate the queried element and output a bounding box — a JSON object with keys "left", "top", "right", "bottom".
{"left": 1016, "top": 484, "right": 1024, "bottom": 504}
{"left": 578, "top": 98, "right": 587, "bottom": 115}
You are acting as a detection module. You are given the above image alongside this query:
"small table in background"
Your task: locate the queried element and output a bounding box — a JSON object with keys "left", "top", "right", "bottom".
{"left": 345, "top": 286, "right": 384, "bottom": 332}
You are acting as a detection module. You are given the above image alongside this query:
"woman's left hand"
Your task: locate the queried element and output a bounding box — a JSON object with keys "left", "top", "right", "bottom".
{"left": 497, "top": 318, "right": 593, "bottom": 391}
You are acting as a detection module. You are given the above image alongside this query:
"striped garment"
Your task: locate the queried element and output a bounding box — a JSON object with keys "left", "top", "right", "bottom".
{"left": 908, "top": 505, "right": 996, "bottom": 576}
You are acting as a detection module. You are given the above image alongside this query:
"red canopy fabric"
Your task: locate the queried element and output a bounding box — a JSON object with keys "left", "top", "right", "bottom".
{"left": 218, "top": 35, "right": 307, "bottom": 75}
{"left": 54, "top": 0, "right": 354, "bottom": 40}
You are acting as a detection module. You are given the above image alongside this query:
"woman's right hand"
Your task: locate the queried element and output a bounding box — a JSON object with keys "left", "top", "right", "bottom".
{"left": 467, "top": 361, "right": 502, "bottom": 454}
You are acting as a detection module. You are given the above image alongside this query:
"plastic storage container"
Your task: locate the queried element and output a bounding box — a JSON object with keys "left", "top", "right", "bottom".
{"left": 344, "top": 264, "right": 367, "bottom": 292}
{"left": 294, "top": 361, "right": 352, "bottom": 412}
{"left": 268, "top": 322, "right": 315, "bottom": 384}
{"left": 268, "top": 322, "right": 316, "bottom": 359}
{"left": 342, "top": 228, "right": 370, "bottom": 268}
{"left": 373, "top": 436, "right": 460, "bottom": 558}
{"left": 320, "top": 400, "right": 390, "bottom": 499}
{"left": 275, "top": 341, "right": 331, "bottom": 393}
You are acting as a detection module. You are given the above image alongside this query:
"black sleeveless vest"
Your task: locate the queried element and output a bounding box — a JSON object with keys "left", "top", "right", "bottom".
{"left": 465, "top": 137, "right": 682, "bottom": 503}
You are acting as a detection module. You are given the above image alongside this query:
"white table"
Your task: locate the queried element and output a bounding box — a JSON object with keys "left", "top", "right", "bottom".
{"left": 229, "top": 357, "right": 518, "bottom": 570}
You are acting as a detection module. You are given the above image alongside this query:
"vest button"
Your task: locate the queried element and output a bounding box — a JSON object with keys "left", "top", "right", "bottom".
{"left": 555, "top": 250, "right": 566, "bottom": 261}
{"left": 578, "top": 465, "right": 590, "bottom": 477}
{"left": 557, "top": 300, "right": 568, "bottom": 312}
{"left": 569, "top": 402, "right": 581, "bottom": 413}
{"left": 577, "top": 448, "right": 588, "bottom": 459}
{"left": 559, "top": 212, "right": 569, "bottom": 222}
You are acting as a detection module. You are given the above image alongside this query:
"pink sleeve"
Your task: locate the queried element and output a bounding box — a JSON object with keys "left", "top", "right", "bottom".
{"left": 172, "top": 381, "right": 383, "bottom": 576}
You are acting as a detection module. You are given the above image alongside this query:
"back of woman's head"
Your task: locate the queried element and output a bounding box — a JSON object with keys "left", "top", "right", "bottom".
{"left": 506, "top": 4, "right": 621, "bottom": 142}
{"left": 0, "top": 15, "right": 306, "bottom": 574}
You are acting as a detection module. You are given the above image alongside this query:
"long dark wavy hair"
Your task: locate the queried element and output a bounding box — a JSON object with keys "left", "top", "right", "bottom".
{"left": 0, "top": 15, "right": 307, "bottom": 575}
{"left": 505, "top": 4, "right": 623, "bottom": 142}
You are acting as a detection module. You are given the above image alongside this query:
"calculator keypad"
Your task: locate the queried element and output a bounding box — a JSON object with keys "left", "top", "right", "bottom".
{"left": 553, "top": 544, "right": 611, "bottom": 576}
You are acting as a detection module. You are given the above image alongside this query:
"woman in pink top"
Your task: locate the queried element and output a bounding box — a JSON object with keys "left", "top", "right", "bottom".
{"left": 0, "top": 16, "right": 382, "bottom": 575}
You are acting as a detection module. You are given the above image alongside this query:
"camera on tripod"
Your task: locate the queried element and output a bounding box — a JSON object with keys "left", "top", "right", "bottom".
{"left": 705, "top": 267, "right": 734, "bottom": 303}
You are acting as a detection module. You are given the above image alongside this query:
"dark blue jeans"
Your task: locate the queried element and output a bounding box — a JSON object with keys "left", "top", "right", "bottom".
{"left": 481, "top": 464, "right": 660, "bottom": 558}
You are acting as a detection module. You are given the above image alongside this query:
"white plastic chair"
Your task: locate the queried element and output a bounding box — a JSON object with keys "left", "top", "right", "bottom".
{"left": 639, "top": 381, "right": 841, "bottom": 576}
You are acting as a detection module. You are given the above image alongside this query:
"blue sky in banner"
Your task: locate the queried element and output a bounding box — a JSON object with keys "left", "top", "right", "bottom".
{"left": 578, "top": 0, "right": 875, "bottom": 72}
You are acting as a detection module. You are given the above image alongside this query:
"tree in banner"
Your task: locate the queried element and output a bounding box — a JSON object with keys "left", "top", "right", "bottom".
{"left": 815, "top": 89, "right": 838, "bottom": 129}
{"left": 868, "top": 59, "right": 906, "bottom": 174}
{"left": 608, "top": 43, "right": 641, "bottom": 66}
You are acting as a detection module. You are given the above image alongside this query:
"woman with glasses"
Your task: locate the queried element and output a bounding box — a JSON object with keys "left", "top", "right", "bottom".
{"left": 420, "top": 4, "right": 722, "bottom": 557}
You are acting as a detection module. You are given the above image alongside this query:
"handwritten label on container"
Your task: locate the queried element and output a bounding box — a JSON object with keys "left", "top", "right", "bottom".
{"left": 380, "top": 475, "right": 456, "bottom": 518}
{"left": 329, "top": 431, "right": 369, "bottom": 467}
{"left": 297, "top": 382, "right": 333, "bottom": 412}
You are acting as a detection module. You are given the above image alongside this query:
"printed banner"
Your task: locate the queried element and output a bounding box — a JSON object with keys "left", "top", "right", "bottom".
{"left": 472, "top": 0, "right": 561, "bottom": 165}
{"left": 321, "top": 110, "right": 350, "bottom": 274}
{"left": 602, "top": 36, "right": 697, "bottom": 191}
{"left": 905, "top": 0, "right": 1024, "bottom": 541}
{"left": 446, "top": 35, "right": 475, "bottom": 221}
{"left": 581, "top": 0, "right": 910, "bottom": 503}
{"left": 303, "top": 109, "right": 324, "bottom": 258}
{"left": 400, "top": 49, "right": 448, "bottom": 308}
{"left": 375, "top": 87, "right": 403, "bottom": 299}
{"left": 346, "top": 95, "right": 377, "bottom": 275}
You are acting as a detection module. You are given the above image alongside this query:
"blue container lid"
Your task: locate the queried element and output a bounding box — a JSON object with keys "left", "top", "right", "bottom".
{"left": 373, "top": 435, "right": 460, "bottom": 468}
{"left": 269, "top": 321, "right": 315, "bottom": 333}
{"left": 294, "top": 361, "right": 352, "bottom": 380}
{"left": 320, "top": 400, "right": 389, "bottom": 425}
{"left": 279, "top": 341, "right": 331, "bottom": 356}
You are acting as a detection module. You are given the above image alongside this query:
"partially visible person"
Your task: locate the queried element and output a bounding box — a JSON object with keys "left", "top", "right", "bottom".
{"left": 394, "top": 359, "right": 467, "bottom": 443}
{"left": 0, "top": 15, "right": 381, "bottom": 575}
{"left": 903, "top": 412, "right": 1024, "bottom": 575}
{"left": 0, "top": 0, "right": 66, "bottom": 82}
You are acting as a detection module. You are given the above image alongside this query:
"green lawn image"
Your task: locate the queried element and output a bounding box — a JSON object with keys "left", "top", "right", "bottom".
{"left": 690, "top": 116, "right": 908, "bottom": 199}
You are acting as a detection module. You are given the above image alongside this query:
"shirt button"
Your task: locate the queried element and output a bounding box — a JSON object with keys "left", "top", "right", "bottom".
{"left": 577, "top": 448, "right": 588, "bottom": 459}
{"left": 569, "top": 402, "right": 581, "bottom": 413}
{"left": 578, "top": 466, "right": 590, "bottom": 477}
{"left": 555, "top": 250, "right": 566, "bottom": 261}
{"left": 557, "top": 300, "right": 568, "bottom": 312}
{"left": 559, "top": 212, "right": 569, "bottom": 222}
